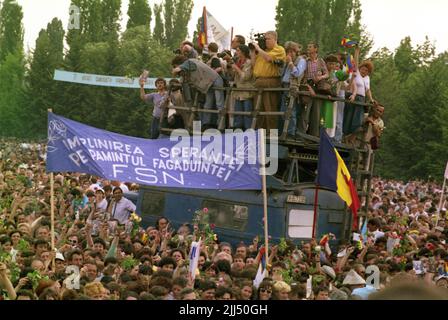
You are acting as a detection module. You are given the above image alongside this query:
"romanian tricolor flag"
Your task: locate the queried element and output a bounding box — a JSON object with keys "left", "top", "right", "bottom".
{"left": 198, "top": 6, "right": 207, "bottom": 49}
{"left": 316, "top": 129, "right": 360, "bottom": 229}
{"left": 253, "top": 246, "right": 267, "bottom": 289}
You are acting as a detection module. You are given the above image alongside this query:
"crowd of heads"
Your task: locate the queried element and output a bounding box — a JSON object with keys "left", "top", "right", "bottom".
{"left": 1, "top": 139, "right": 447, "bottom": 300}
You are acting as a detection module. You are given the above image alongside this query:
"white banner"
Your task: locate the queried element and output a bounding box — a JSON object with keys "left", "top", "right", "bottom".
{"left": 206, "top": 10, "right": 231, "bottom": 51}
{"left": 53, "top": 70, "right": 169, "bottom": 89}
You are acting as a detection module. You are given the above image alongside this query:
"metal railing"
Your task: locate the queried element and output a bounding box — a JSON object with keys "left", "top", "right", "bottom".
{"left": 159, "top": 86, "right": 374, "bottom": 144}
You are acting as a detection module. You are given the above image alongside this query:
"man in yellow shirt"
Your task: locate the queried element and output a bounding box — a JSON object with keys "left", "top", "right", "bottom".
{"left": 250, "top": 31, "right": 286, "bottom": 131}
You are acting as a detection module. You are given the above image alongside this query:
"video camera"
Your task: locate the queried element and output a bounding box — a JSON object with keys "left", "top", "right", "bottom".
{"left": 248, "top": 33, "right": 267, "bottom": 51}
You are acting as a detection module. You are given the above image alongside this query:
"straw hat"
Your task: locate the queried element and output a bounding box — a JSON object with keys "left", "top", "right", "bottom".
{"left": 343, "top": 270, "right": 366, "bottom": 286}
{"left": 321, "top": 265, "right": 336, "bottom": 280}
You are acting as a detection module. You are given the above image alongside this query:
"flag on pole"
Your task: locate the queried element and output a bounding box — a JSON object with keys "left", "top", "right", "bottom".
{"left": 204, "top": 9, "right": 231, "bottom": 52}
{"left": 316, "top": 129, "right": 360, "bottom": 229}
{"left": 188, "top": 240, "right": 201, "bottom": 282}
{"left": 253, "top": 246, "right": 268, "bottom": 288}
{"left": 198, "top": 6, "right": 208, "bottom": 49}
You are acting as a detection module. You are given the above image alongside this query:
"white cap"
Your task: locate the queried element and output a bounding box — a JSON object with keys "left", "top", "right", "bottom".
{"left": 55, "top": 252, "right": 65, "bottom": 261}
{"left": 322, "top": 265, "right": 336, "bottom": 279}
{"left": 343, "top": 270, "right": 366, "bottom": 286}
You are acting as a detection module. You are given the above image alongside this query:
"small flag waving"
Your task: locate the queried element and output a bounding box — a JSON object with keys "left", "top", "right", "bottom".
{"left": 253, "top": 246, "right": 267, "bottom": 289}
{"left": 341, "top": 36, "right": 358, "bottom": 48}
{"left": 198, "top": 7, "right": 207, "bottom": 49}
{"left": 188, "top": 240, "right": 201, "bottom": 282}
{"left": 316, "top": 129, "right": 360, "bottom": 229}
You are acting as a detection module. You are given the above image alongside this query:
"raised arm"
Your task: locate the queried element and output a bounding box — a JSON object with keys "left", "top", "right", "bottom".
{"left": 0, "top": 263, "right": 17, "bottom": 300}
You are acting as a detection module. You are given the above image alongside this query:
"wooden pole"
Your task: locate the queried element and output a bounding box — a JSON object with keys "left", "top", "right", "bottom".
{"left": 259, "top": 129, "right": 269, "bottom": 261}
{"left": 312, "top": 186, "right": 319, "bottom": 239}
{"left": 230, "top": 27, "right": 234, "bottom": 51}
{"left": 436, "top": 178, "right": 446, "bottom": 226}
{"left": 48, "top": 108, "right": 56, "bottom": 272}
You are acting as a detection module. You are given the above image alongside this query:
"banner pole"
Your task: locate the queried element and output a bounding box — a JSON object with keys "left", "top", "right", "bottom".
{"left": 48, "top": 108, "right": 56, "bottom": 272}
{"left": 259, "top": 129, "right": 269, "bottom": 261}
{"left": 313, "top": 185, "right": 319, "bottom": 239}
{"left": 436, "top": 178, "right": 446, "bottom": 226}
{"left": 230, "top": 27, "right": 234, "bottom": 51}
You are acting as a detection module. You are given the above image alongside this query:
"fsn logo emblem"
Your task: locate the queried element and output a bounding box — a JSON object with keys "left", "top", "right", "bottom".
{"left": 68, "top": 5, "right": 80, "bottom": 30}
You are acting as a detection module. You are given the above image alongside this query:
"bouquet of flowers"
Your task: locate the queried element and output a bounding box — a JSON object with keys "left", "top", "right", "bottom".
{"left": 129, "top": 212, "right": 142, "bottom": 238}
{"left": 192, "top": 208, "right": 217, "bottom": 246}
{"left": 121, "top": 256, "right": 139, "bottom": 271}
{"left": 26, "top": 270, "right": 49, "bottom": 290}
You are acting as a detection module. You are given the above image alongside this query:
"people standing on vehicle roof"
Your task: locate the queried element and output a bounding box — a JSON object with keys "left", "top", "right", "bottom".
{"left": 250, "top": 30, "right": 286, "bottom": 133}
{"left": 140, "top": 76, "right": 168, "bottom": 139}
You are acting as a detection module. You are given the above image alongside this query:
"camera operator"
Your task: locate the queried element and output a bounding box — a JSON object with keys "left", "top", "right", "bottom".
{"left": 171, "top": 55, "right": 224, "bottom": 129}
{"left": 249, "top": 31, "right": 286, "bottom": 132}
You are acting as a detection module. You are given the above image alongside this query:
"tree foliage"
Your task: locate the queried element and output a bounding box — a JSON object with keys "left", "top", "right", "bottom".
{"left": 372, "top": 38, "right": 447, "bottom": 181}
{"left": 0, "top": 0, "right": 24, "bottom": 62}
{"left": 275, "top": 0, "right": 372, "bottom": 56}
{"left": 127, "top": 0, "right": 151, "bottom": 30}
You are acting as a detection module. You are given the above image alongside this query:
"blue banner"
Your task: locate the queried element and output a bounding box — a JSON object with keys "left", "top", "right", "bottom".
{"left": 46, "top": 113, "right": 262, "bottom": 190}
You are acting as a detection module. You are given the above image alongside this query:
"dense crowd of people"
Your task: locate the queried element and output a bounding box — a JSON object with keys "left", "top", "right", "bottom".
{"left": 140, "top": 32, "right": 384, "bottom": 153}
{"left": 1, "top": 138, "right": 447, "bottom": 300}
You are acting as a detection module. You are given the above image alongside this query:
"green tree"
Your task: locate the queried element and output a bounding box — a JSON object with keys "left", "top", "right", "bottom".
{"left": 394, "top": 37, "right": 419, "bottom": 79}
{"left": 163, "top": 0, "right": 193, "bottom": 49}
{"left": 153, "top": 3, "right": 165, "bottom": 44}
{"left": 101, "top": 0, "right": 121, "bottom": 41}
{"left": 0, "top": 0, "right": 24, "bottom": 62}
{"left": 376, "top": 54, "right": 448, "bottom": 180}
{"left": 25, "top": 18, "right": 65, "bottom": 138}
{"left": 127, "top": 0, "right": 152, "bottom": 30}
{"left": 0, "top": 0, "right": 25, "bottom": 137}
{"left": 0, "top": 52, "right": 25, "bottom": 137}
{"left": 275, "top": 0, "right": 369, "bottom": 55}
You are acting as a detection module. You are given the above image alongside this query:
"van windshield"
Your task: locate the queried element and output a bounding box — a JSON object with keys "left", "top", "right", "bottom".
{"left": 202, "top": 200, "right": 249, "bottom": 231}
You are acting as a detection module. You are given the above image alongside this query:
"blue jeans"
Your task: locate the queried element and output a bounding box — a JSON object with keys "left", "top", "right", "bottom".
{"left": 343, "top": 94, "right": 365, "bottom": 135}
{"left": 278, "top": 89, "right": 297, "bottom": 136}
{"left": 202, "top": 77, "right": 224, "bottom": 127}
{"left": 150, "top": 117, "right": 160, "bottom": 139}
{"left": 234, "top": 99, "right": 253, "bottom": 130}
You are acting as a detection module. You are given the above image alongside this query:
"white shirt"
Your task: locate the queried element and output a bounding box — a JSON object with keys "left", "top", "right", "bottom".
{"left": 110, "top": 197, "right": 136, "bottom": 225}
{"left": 354, "top": 70, "right": 370, "bottom": 97}
{"left": 96, "top": 199, "right": 108, "bottom": 211}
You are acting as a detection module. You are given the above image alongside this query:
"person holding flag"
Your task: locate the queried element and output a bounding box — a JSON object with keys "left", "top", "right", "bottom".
{"left": 253, "top": 246, "right": 268, "bottom": 289}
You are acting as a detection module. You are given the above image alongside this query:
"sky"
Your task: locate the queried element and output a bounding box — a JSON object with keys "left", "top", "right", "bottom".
{"left": 11, "top": 0, "right": 448, "bottom": 54}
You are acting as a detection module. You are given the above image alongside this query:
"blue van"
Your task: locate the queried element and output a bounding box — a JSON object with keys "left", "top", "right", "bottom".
{"left": 134, "top": 177, "right": 351, "bottom": 248}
